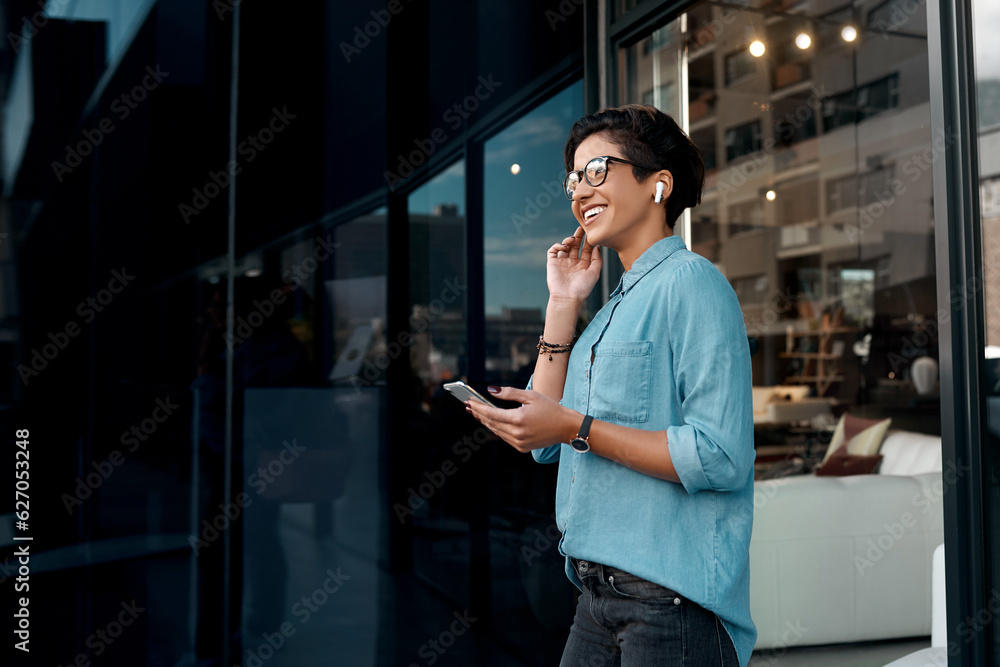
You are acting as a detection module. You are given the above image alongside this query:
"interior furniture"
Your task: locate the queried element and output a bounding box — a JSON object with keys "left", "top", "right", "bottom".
{"left": 752, "top": 384, "right": 833, "bottom": 425}
{"left": 750, "top": 430, "right": 944, "bottom": 649}
{"left": 879, "top": 543, "right": 946, "bottom": 665}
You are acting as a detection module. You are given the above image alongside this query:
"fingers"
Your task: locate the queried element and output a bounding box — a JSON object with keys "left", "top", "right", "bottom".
{"left": 589, "top": 242, "right": 602, "bottom": 267}
{"left": 465, "top": 400, "right": 508, "bottom": 443}
{"left": 548, "top": 242, "right": 569, "bottom": 257}
{"left": 487, "top": 386, "right": 530, "bottom": 403}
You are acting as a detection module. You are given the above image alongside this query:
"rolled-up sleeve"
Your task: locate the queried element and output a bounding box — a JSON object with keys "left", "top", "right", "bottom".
{"left": 665, "top": 262, "right": 754, "bottom": 493}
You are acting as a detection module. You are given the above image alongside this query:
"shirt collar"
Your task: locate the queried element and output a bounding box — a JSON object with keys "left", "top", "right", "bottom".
{"left": 610, "top": 235, "right": 687, "bottom": 297}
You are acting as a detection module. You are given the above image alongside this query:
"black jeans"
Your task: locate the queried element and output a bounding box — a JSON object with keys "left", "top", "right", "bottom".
{"left": 559, "top": 559, "right": 740, "bottom": 667}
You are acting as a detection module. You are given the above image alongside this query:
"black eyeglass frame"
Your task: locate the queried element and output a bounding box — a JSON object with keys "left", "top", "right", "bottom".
{"left": 563, "top": 155, "right": 658, "bottom": 201}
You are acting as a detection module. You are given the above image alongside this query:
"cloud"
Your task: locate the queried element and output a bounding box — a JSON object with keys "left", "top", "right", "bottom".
{"left": 974, "top": 2, "right": 1000, "bottom": 81}
{"left": 485, "top": 114, "right": 568, "bottom": 164}
{"left": 483, "top": 235, "right": 549, "bottom": 267}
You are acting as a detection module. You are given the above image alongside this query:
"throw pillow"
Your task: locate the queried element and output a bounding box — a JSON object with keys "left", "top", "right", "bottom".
{"left": 815, "top": 451, "right": 884, "bottom": 476}
{"left": 820, "top": 413, "right": 893, "bottom": 463}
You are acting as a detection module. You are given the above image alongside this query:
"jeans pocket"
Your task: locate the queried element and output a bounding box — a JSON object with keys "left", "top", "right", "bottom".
{"left": 605, "top": 569, "right": 681, "bottom": 604}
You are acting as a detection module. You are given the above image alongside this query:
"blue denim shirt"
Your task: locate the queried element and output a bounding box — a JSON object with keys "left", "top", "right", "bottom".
{"left": 531, "top": 235, "right": 756, "bottom": 665}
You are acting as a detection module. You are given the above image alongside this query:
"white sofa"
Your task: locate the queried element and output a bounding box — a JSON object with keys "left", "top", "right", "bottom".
{"left": 750, "top": 430, "right": 944, "bottom": 650}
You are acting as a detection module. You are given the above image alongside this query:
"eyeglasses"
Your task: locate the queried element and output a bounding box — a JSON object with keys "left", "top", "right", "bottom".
{"left": 563, "top": 155, "right": 656, "bottom": 201}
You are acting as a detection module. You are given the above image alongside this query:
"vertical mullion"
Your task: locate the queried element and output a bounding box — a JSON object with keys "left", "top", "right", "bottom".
{"left": 928, "top": 0, "right": 989, "bottom": 664}
{"left": 465, "top": 137, "right": 492, "bottom": 626}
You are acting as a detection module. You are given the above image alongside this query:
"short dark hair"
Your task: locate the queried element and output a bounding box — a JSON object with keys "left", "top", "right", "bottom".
{"left": 563, "top": 104, "right": 706, "bottom": 228}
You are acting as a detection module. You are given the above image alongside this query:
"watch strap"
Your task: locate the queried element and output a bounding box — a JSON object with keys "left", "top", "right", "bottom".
{"left": 577, "top": 414, "right": 594, "bottom": 440}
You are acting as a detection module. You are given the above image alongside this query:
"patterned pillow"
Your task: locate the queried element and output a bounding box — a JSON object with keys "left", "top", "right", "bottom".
{"left": 820, "top": 413, "right": 893, "bottom": 464}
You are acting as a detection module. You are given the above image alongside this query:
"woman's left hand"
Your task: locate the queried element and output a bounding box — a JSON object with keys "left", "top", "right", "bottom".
{"left": 465, "top": 387, "right": 577, "bottom": 453}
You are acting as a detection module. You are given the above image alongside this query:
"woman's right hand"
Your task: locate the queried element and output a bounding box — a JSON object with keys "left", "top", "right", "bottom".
{"left": 546, "top": 226, "right": 602, "bottom": 304}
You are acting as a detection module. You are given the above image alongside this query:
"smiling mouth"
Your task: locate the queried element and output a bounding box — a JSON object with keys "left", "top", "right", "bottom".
{"left": 583, "top": 206, "right": 606, "bottom": 224}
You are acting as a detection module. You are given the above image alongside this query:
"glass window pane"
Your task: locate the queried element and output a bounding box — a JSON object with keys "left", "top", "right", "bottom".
{"left": 406, "top": 164, "right": 471, "bottom": 605}
{"left": 483, "top": 83, "right": 587, "bottom": 383}
{"left": 481, "top": 81, "right": 585, "bottom": 661}
{"left": 620, "top": 2, "right": 940, "bottom": 661}
{"left": 972, "top": 0, "right": 1000, "bottom": 659}
{"left": 235, "top": 209, "right": 387, "bottom": 665}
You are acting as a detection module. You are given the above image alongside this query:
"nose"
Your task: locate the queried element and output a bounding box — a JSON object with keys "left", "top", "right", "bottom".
{"left": 572, "top": 177, "right": 595, "bottom": 202}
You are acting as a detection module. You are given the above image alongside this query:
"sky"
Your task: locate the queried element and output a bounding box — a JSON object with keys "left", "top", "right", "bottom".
{"left": 408, "top": 82, "right": 584, "bottom": 317}
{"left": 974, "top": 1, "right": 1000, "bottom": 81}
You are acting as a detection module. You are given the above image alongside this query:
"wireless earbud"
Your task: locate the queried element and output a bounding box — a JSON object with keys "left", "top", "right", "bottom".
{"left": 654, "top": 181, "right": 665, "bottom": 204}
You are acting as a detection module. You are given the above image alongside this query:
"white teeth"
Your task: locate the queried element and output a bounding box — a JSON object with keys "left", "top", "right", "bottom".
{"left": 585, "top": 206, "right": 606, "bottom": 220}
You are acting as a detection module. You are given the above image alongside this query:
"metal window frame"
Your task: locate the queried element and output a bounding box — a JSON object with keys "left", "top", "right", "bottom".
{"left": 928, "top": 0, "right": 990, "bottom": 664}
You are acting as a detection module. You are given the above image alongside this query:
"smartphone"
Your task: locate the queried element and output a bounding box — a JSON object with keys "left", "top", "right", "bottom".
{"left": 443, "top": 381, "right": 496, "bottom": 407}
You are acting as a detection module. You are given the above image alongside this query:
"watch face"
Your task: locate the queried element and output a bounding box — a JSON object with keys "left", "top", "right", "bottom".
{"left": 571, "top": 437, "right": 590, "bottom": 453}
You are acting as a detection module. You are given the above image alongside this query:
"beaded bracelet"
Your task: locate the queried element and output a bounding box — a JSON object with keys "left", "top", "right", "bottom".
{"left": 537, "top": 333, "right": 576, "bottom": 361}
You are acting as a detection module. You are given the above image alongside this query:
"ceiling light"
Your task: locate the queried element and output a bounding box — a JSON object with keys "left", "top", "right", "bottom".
{"left": 765, "top": 190, "right": 777, "bottom": 201}
{"left": 795, "top": 33, "right": 811, "bottom": 49}
{"left": 749, "top": 40, "right": 765, "bottom": 57}
{"left": 510, "top": 163, "right": 521, "bottom": 175}
{"left": 841, "top": 25, "right": 857, "bottom": 42}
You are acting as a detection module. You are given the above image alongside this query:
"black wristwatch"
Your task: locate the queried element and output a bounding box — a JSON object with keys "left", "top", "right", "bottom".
{"left": 571, "top": 415, "right": 594, "bottom": 453}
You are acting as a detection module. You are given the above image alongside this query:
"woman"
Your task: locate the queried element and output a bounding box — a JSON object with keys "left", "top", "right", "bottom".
{"left": 466, "top": 105, "right": 755, "bottom": 666}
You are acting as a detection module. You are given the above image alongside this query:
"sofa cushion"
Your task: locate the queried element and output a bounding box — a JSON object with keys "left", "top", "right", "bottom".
{"left": 816, "top": 451, "right": 883, "bottom": 476}
{"left": 821, "top": 413, "right": 892, "bottom": 463}
{"left": 879, "top": 431, "right": 943, "bottom": 475}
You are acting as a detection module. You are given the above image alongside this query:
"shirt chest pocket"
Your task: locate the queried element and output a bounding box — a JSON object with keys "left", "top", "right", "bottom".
{"left": 588, "top": 340, "right": 652, "bottom": 424}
